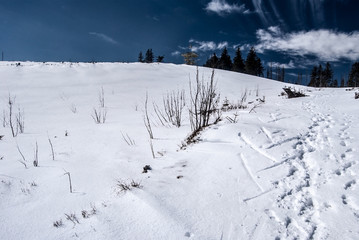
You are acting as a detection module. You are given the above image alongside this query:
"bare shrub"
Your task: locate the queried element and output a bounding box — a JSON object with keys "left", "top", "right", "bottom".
{"left": 189, "top": 68, "right": 221, "bottom": 131}
{"left": 8, "top": 95, "right": 16, "bottom": 137}
{"left": 162, "top": 90, "right": 186, "bottom": 127}
{"left": 70, "top": 103, "right": 77, "bottom": 113}
{"left": 249, "top": 104, "right": 260, "bottom": 113}
{"left": 143, "top": 92, "right": 154, "bottom": 139}
{"left": 153, "top": 102, "right": 169, "bottom": 127}
{"left": 6, "top": 95, "right": 25, "bottom": 137}
{"left": 92, "top": 87, "right": 107, "bottom": 124}
{"left": 121, "top": 131, "right": 135, "bottom": 146}
{"left": 116, "top": 179, "right": 142, "bottom": 193}
{"left": 81, "top": 210, "right": 90, "bottom": 219}
{"left": 222, "top": 90, "right": 248, "bottom": 111}
{"left": 282, "top": 87, "right": 306, "bottom": 98}
{"left": 16, "top": 143, "right": 28, "bottom": 169}
{"left": 53, "top": 219, "right": 63, "bottom": 228}
{"left": 16, "top": 108, "right": 25, "bottom": 134}
{"left": 226, "top": 112, "right": 239, "bottom": 123}
{"left": 65, "top": 213, "right": 79, "bottom": 226}
{"left": 187, "top": 68, "right": 221, "bottom": 145}
{"left": 355, "top": 92, "right": 359, "bottom": 99}
{"left": 82, "top": 204, "right": 97, "bottom": 219}
{"left": 92, "top": 107, "right": 107, "bottom": 124}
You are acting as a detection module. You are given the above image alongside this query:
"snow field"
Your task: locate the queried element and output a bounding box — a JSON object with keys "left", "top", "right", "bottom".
{"left": 0, "top": 62, "right": 358, "bottom": 239}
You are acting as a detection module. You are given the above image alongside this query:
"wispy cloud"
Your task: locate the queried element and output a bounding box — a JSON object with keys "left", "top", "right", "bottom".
{"left": 255, "top": 27, "right": 359, "bottom": 61}
{"left": 171, "top": 51, "right": 181, "bottom": 56}
{"left": 252, "top": 0, "right": 272, "bottom": 25}
{"left": 205, "top": 0, "right": 249, "bottom": 16}
{"left": 189, "top": 39, "right": 228, "bottom": 52}
{"left": 89, "top": 32, "right": 118, "bottom": 44}
{"left": 267, "top": 60, "right": 296, "bottom": 69}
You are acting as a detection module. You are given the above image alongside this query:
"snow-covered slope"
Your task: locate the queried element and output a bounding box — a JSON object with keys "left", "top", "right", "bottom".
{"left": 0, "top": 62, "right": 358, "bottom": 240}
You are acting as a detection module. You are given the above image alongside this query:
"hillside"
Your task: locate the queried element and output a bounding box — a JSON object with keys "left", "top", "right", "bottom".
{"left": 0, "top": 62, "right": 358, "bottom": 240}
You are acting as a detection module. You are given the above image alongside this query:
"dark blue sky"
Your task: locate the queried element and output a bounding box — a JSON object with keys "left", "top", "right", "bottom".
{"left": 1, "top": 0, "right": 359, "bottom": 83}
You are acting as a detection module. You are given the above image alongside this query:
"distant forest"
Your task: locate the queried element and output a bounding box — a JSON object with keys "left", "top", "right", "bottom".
{"left": 138, "top": 47, "right": 359, "bottom": 88}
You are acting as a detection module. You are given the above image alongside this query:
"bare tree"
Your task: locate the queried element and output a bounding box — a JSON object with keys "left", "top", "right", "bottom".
{"left": 189, "top": 68, "right": 221, "bottom": 132}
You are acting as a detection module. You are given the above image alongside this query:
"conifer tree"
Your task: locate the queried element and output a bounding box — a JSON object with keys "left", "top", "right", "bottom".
{"left": 255, "top": 57, "right": 264, "bottom": 77}
{"left": 218, "top": 47, "right": 232, "bottom": 70}
{"left": 322, "top": 62, "right": 333, "bottom": 87}
{"left": 145, "top": 49, "right": 154, "bottom": 63}
{"left": 308, "top": 66, "right": 318, "bottom": 87}
{"left": 138, "top": 51, "right": 144, "bottom": 63}
{"left": 245, "top": 47, "right": 263, "bottom": 76}
{"left": 348, "top": 62, "right": 359, "bottom": 87}
{"left": 245, "top": 47, "right": 257, "bottom": 75}
{"left": 232, "top": 47, "right": 245, "bottom": 73}
{"left": 204, "top": 53, "right": 219, "bottom": 68}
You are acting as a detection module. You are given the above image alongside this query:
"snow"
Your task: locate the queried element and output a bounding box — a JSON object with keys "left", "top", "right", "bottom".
{"left": 0, "top": 61, "right": 358, "bottom": 239}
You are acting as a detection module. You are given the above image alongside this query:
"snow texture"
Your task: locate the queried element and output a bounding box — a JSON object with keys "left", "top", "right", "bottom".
{"left": 0, "top": 62, "right": 358, "bottom": 239}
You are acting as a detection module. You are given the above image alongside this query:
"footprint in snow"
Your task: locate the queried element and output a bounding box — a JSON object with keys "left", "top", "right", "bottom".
{"left": 344, "top": 180, "right": 356, "bottom": 190}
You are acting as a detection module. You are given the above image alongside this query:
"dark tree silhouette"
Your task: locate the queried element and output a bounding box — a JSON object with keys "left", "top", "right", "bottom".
{"left": 145, "top": 49, "right": 154, "bottom": 63}
{"left": 204, "top": 53, "right": 219, "bottom": 68}
{"left": 245, "top": 47, "right": 263, "bottom": 76}
{"left": 218, "top": 47, "right": 232, "bottom": 71}
{"left": 138, "top": 51, "right": 144, "bottom": 63}
{"left": 232, "top": 47, "right": 245, "bottom": 73}
{"left": 348, "top": 62, "right": 359, "bottom": 87}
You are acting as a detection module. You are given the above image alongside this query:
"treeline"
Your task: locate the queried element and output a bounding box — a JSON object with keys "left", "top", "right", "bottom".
{"left": 138, "top": 49, "right": 164, "bottom": 63}
{"left": 204, "top": 47, "right": 264, "bottom": 77}
{"left": 308, "top": 62, "right": 359, "bottom": 87}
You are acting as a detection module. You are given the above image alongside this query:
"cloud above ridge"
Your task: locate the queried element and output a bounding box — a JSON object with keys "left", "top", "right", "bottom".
{"left": 255, "top": 27, "right": 359, "bottom": 61}
{"left": 189, "top": 39, "right": 228, "bottom": 52}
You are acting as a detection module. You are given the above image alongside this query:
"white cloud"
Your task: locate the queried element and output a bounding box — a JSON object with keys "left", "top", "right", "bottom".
{"left": 255, "top": 27, "right": 359, "bottom": 61}
{"left": 171, "top": 51, "right": 181, "bottom": 56}
{"left": 89, "top": 32, "right": 118, "bottom": 44}
{"left": 232, "top": 43, "right": 251, "bottom": 51}
{"left": 189, "top": 39, "right": 228, "bottom": 52}
{"left": 205, "top": 0, "right": 249, "bottom": 16}
{"left": 267, "top": 60, "right": 296, "bottom": 69}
